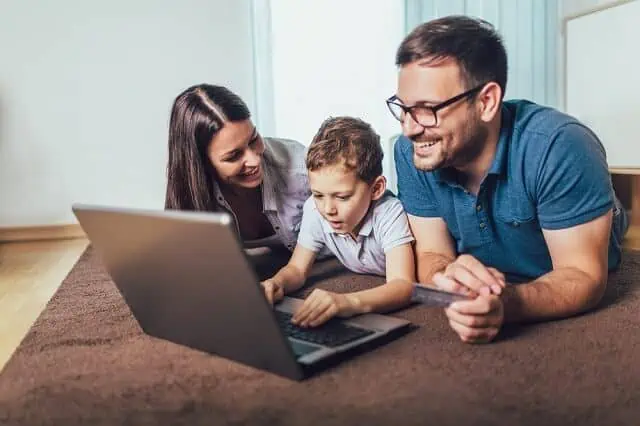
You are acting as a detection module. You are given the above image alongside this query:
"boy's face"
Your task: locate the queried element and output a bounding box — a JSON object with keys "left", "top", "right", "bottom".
{"left": 308, "top": 164, "right": 385, "bottom": 236}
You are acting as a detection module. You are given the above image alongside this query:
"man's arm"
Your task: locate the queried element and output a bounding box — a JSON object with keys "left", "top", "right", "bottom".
{"left": 502, "top": 210, "right": 612, "bottom": 322}
{"left": 408, "top": 214, "right": 456, "bottom": 284}
{"left": 503, "top": 122, "right": 616, "bottom": 322}
{"left": 444, "top": 210, "right": 613, "bottom": 343}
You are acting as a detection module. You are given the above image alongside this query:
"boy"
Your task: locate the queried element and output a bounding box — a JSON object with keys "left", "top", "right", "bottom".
{"left": 261, "top": 116, "right": 416, "bottom": 328}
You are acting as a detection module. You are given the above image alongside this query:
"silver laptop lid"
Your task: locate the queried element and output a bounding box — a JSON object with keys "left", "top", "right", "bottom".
{"left": 72, "top": 203, "right": 304, "bottom": 380}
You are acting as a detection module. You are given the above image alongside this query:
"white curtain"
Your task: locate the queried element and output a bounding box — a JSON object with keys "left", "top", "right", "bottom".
{"left": 250, "top": 0, "right": 406, "bottom": 189}
{"left": 405, "top": 0, "right": 560, "bottom": 107}
{"left": 249, "top": 0, "right": 560, "bottom": 191}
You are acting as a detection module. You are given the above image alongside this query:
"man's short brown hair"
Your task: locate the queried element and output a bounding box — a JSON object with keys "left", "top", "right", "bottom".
{"left": 396, "top": 16, "right": 507, "bottom": 99}
{"left": 306, "top": 116, "right": 383, "bottom": 183}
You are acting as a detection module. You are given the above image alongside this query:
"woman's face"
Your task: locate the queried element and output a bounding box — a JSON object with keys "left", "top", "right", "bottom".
{"left": 207, "top": 119, "right": 266, "bottom": 189}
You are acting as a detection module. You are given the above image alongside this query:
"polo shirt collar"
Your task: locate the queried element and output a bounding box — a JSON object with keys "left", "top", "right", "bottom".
{"left": 487, "top": 106, "right": 512, "bottom": 177}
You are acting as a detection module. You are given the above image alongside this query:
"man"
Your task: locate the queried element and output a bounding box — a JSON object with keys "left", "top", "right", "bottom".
{"left": 388, "top": 16, "right": 628, "bottom": 343}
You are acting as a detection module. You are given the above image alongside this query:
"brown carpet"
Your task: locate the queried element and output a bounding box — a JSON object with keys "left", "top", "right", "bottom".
{"left": 0, "top": 247, "right": 639, "bottom": 426}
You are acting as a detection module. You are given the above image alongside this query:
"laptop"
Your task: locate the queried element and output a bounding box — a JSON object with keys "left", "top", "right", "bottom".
{"left": 72, "top": 203, "right": 411, "bottom": 380}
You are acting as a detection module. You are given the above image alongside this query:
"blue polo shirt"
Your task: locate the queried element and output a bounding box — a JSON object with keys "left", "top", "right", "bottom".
{"left": 395, "top": 100, "right": 627, "bottom": 283}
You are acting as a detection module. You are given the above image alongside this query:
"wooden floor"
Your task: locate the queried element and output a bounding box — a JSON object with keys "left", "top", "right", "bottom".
{"left": 0, "top": 228, "right": 639, "bottom": 373}
{"left": 0, "top": 238, "right": 88, "bottom": 371}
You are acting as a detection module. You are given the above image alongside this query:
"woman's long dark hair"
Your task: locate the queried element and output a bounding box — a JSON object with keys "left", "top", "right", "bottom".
{"left": 165, "top": 84, "right": 251, "bottom": 211}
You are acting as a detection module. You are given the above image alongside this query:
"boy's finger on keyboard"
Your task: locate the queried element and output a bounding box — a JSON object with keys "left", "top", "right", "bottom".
{"left": 292, "top": 302, "right": 315, "bottom": 324}
{"left": 301, "top": 305, "right": 324, "bottom": 327}
{"left": 262, "top": 285, "right": 271, "bottom": 303}
{"left": 304, "top": 299, "right": 334, "bottom": 326}
{"left": 308, "top": 304, "right": 337, "bottom": 327}
{"left": 301, "top": 294, "right": 326, "bottom": 314}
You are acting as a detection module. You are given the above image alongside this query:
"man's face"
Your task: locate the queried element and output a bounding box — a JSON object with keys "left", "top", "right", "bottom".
{"left": 396, "top": 58, "right": 487, "bottom": 171}
{"left": 308, "top": 165, "right": 379, "bottom": 236}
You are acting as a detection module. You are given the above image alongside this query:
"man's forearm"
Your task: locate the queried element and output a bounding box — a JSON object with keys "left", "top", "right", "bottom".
{"left": 502, "top": 267, "right": 606, "bottom": 323}
{"left": 416, "top": 252, "right": 454, "bottom": 285}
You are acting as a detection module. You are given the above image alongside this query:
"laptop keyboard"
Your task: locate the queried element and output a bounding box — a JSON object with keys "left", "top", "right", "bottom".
{"left": 274, "top": 310, "right": 375, "bottom": 348}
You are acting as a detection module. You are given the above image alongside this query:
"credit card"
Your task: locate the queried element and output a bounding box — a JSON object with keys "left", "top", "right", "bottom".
{"left": 411, "top": 283, "right": 471, "bottom": 307}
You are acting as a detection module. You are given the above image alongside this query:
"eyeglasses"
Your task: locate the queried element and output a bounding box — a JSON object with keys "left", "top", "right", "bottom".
{"left": 386, "top": 83, "right": 486, "bottom": 128}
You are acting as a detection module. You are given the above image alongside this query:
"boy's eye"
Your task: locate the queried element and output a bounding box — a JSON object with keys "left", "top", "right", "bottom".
{"left": 312, "top": 194, "right": 323, "bottom": 199}
{"left": 336, "top": 195, "right": 350, "bottom": 201}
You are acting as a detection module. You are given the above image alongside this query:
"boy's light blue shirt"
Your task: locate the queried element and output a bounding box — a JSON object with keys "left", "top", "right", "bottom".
{"left": 297, "top": 193, "right": 415, "bottom": 276}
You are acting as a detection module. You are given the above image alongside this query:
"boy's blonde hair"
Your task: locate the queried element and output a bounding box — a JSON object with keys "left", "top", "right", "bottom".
{"left": 306, "top": 116, "right": 383, "bottom": 183}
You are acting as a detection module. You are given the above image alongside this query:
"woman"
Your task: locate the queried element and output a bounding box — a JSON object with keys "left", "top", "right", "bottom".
{"left": 165, "top": 84, "right": 310, "bottom": 252}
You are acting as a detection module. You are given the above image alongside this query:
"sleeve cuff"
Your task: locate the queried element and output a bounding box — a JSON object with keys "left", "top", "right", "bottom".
{"left": 401, "top": 203, "right": 441, "bottom": 218}
{"left": 296, "top": 237, "right": 323, "bottom": 253}
{"left": 539, "top": 202, "right": 613, "bottom": 230}
{"left": 382, "top": 236, "right": 415, "bottom": 253}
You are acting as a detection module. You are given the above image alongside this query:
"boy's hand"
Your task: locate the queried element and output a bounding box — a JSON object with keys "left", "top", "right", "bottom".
{"left": 292, "top": 289, "right": 361, "bottom": 327}
{"left": 261, "top": 279, "right": 284, "bottom": 306}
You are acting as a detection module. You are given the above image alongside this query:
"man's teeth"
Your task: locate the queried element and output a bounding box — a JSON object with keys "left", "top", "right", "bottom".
{"left": 420, "top": 141, "right": 438, "bottom": 148}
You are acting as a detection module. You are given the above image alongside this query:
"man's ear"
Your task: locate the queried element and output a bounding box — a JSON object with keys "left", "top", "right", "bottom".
{"left": 371, "top": 175, "right": 387, "bottom": 201}
{"left": 478, "top": 82, "right": 501, "bottom": 123}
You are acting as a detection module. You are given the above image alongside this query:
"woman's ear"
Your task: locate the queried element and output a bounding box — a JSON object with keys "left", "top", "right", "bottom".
{"left": 371, "top": 176, "right": 387, "bottom": 201}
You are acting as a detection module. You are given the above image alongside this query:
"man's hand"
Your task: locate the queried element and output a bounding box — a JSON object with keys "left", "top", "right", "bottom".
{"left": 445, "top": 294, "right": 504, "bottom": 343}
{"left": 261, "top": 279, "right": 284, "bottom": 306}
{"left": 433, "top": 254, "right": 506, "bottom": 296}
{"left": 430, "top": 255, "right": 506, "bottom": 343}
{"left": 292, "top": 289, "right": 360, "bottom": 328}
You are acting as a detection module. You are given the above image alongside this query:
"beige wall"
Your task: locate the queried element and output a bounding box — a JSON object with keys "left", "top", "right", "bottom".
{"left": 0, "top": 0, "right": 255, "bottom": 226}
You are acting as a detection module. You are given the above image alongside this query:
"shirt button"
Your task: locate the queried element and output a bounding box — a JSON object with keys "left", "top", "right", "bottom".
{"left": 217, "top": 196, "right": 224, "bottom": 202}
{"left": 479, "top": 222, "right": 486, "bottom": 229}
{"left": 512, "top": 221, "right": 520, "bottom": 227}
{"left": 476, "top": 204, "right": 482, "bottom": 211}
{"left": 274, "top": 226, "right": 280, "bottom": 230}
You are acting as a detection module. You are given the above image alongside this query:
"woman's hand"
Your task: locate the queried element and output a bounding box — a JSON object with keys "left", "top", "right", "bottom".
{"left": 291, "top": 289, "right": 362, "bottom": 327}
{"left": 261, "top": 279, "right": 284, "bottom": 306}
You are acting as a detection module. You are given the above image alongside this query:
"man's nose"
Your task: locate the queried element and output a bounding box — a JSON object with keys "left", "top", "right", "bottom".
{"left": 402, "top": 113, "right": 424, "bottom": 139}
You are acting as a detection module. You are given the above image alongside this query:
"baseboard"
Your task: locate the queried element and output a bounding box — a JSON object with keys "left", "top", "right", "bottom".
{"left": 0, "top": 224, "right": 86, "bottom": 243}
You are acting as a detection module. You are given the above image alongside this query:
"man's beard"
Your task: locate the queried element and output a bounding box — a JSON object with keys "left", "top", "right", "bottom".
{"left": 452, "top": 118, "right": 488, "bottom": 168}
{"left": 412, "top": 115, "right": 487, "bottom": 172}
